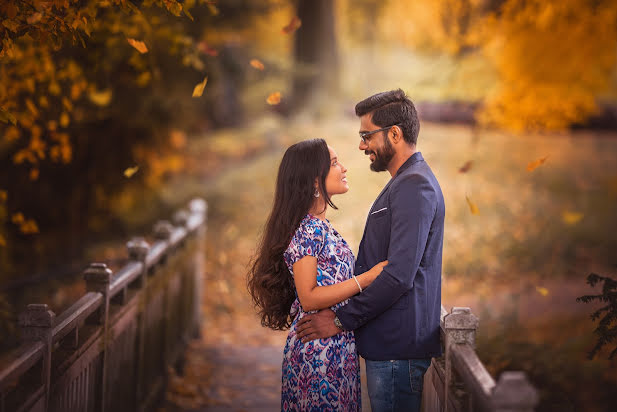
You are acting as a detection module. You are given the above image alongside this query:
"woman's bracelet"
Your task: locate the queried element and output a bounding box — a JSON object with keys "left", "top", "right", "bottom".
{"left": 352, "top": 275, "right": 362, "bottom": 293}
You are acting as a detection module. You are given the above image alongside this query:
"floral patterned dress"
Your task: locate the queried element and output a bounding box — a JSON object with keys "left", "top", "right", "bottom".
{"left": 281, "top": 214, "right": 361, "bottom": 411}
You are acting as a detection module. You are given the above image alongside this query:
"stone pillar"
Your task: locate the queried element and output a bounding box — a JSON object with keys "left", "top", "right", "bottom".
{"left": 83, "top": 263, "right": 112, "bottom": 412}
{"left": 19, "top": 304, "right": 55, "bottom": 410}
{"left": 443, "top": 307, "right": 479, "bottom": 412}
{"left": 492, "top": 371, "right": 539, "bottom": 412}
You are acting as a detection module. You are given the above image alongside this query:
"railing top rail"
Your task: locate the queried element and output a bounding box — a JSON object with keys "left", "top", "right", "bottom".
{"left": 109, "top": 261, "right": 143, "bottom": 299}
{"left": 0, "top": 341, "right": 45, "bottom": 391}
{"left": 450, "top": 341, "right": 496, "bottom": 410}
{"left": 51, "top": 292, "right": 103, "bottom": 345}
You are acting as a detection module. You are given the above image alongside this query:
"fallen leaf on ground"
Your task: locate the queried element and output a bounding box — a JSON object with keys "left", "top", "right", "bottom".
{"left": 536, "top": 286, "right": 549, "bottom": 296}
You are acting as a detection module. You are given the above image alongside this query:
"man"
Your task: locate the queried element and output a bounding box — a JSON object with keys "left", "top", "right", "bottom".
{"left": 296, "top": 89, "right": 445, "bottom": 412}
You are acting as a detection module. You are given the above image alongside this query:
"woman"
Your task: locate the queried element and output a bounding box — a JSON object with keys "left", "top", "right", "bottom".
{"left": 247, "top": 138, "right": 387, "bottom": 411}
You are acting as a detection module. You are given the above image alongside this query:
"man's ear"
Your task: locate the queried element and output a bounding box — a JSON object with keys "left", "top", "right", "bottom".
{"left": 390, "top": 125, "right": 403, "bottom": 143}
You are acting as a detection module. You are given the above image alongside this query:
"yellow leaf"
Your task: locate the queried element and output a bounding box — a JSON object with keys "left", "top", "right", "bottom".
{"left": 0, "top": 234, "right": 6, "bottom": 247}
{"left": 124, "top": 166, "right": 139, "bottom": 178}
{"left": 20, "top": 219, "right": 39, "bottom": 234}
{"left": 266, "top": 92, "right": 281, "bottom": 105}
{"left": 192, "top": 76, "right": 208, "bottom": 98}
{"left": 29, "top": 168, "right": 39, "bottom": 181}
{"left": 250, "top": 59, "right": 265, "bottom": 70}
{"left": 526, "top": 156, "right": 549, "bottom": 172}
{"left": 88, "top": 89, "right": 112, "bottom": 106}
{"left": 127, "top": 38, "right": 148, "bottom": 54}
{"left": 60, "top": 112, "right": 70, "bottom": 128}
{"left": 207, "top": 4, "right": 219, "bottom": 16}
{"left": 535, "top": 286, "right": 549, "bottom": 297}
{"left": 49, "top": 82, "right": 61, "bottom": 96}
{"left": 137, "top": 71, "right": 151, "bottom": 87}
{"left": 562, "top": 211, "right": 583, "bottom": 225}
{"left": 0, "top": 190, "right": 7, "bottom": 202}
{"left": 170, "top": 130, "right": 187, "bottom": 149}
{"left": 465, "top": 196, "right": 480, "bottom": 215}
{"left": 282, "top": 16, "right": 302, "bottom": 34}
{"left": 11, "top": 213, "right": 24, "bottom": 224}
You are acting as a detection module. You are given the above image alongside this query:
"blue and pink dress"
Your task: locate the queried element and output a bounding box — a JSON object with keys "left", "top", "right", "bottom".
{"left": 281, "top": 214, "right": 361, "bottom": 411}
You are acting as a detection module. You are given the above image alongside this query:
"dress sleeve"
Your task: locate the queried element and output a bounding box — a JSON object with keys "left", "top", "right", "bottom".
{"left": 286, "top": 218, "right": 327, "bottom": 266}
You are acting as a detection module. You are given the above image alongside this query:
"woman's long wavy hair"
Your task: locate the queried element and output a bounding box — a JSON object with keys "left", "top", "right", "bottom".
{"left": 247, "top": 139, "right": 337, "bottom": 330}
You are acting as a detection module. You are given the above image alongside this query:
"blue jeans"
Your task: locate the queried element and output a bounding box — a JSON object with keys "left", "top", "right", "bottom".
{"left": 365, "top": 358, "right": 431, "bottom": 412}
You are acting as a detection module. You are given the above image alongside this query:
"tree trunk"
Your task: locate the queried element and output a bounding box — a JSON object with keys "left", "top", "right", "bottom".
{"left": 292, "top": 0, "right": 339, "bottom": 111}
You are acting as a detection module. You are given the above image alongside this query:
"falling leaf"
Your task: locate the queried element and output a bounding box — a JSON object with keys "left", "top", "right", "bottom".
{"left": 207, "top": 3, "right": 219, "bottom": 16}
{"left": 458, "top": 160, "right": 473, "bottom": 173}
{"left": 465, "top": 196, "right": 480, "bottom": 215}
{"left": 266, "top": 92, "right": 281, "bottom": 105}
{"left": 250, "top": 59, "right": 265, "bottom": 70}
{"left": 197, "top": 41, "right": 218, "bottom": 56}
{"left": 170, "top": 130, "right": 187, "bottom": 149}
{"left": 536, "top": 286, "right": 549, "bottom": 297}
{"left": 282, "top": 16, "right": 302, "bottom": 34}
{"left": 124, "top": 166, "right": 139, "bottom": 178}
{"left": 0, "top": 234, "right": 6, "bottom": 247}
{"left": 0, "top": 190, "right": 7, "bottom": 202}
{"left": 127, "top": 38, "right": 148, "bottom": 54}
{"left": 192, "top": 76, "right": 208, "bottom": 98}
{"left": 562, "top": 211, "right": 583, "bottom": 225}
{"left": 526, "top": 156, "right": 549, "bottom": 172}
{"left": 29, "top": 168, "right": 39, "bottom": 181}
{"left": 88, "top": 89, "right": 112, "bottom": 106}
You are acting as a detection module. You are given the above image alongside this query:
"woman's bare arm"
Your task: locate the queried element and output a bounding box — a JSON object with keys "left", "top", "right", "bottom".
{"left": 292, "top": 257, "right": 387, "bottom": 312}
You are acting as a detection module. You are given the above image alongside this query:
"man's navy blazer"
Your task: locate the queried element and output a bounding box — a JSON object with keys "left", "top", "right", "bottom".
{"left": 335, "top": 152, "right": 445, "bottom": 360}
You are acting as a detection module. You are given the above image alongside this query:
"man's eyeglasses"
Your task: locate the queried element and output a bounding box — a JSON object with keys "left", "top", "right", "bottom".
{"left": 359, "top": 124, "right": 400, "bottom": 144}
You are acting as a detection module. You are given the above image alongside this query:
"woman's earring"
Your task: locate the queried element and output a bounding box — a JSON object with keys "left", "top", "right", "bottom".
{"left": 314, "top": 188, "right": 320, "bottom": 198}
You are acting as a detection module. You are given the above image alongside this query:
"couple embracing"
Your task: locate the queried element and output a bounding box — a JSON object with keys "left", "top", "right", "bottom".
{"left": 248, "top": 89, "right": 445, "bottom": 412}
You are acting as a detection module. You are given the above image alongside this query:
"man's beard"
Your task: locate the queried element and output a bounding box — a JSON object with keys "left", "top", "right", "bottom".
{"left": 368, "top": 135, "right": 395, "bottom": 172}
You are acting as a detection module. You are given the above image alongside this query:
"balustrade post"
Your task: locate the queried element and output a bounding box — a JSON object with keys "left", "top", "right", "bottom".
{"left": 127, "top": 237, "right": 150, "bottom": 409}
{"left": 443, "top": 307, "right": 479, "bottom": 412}
{"left": 154, "top": 220, "right": 173, "bottom": 367}
{"left": 83, "top": 263, "right": 112, "bottom": 412}
{"left": 492, "top": 371, "right": 538, "bottom": 412}
{"left": 189, "top": 198, "right": 207, "bottom": 338}
{"left": 19, "top": 304, "right": 55, "bottom": 411}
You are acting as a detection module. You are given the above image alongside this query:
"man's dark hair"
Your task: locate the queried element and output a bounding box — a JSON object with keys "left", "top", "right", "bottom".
{"left": 355, "top": 89, "right": 420, "bottom": 145}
